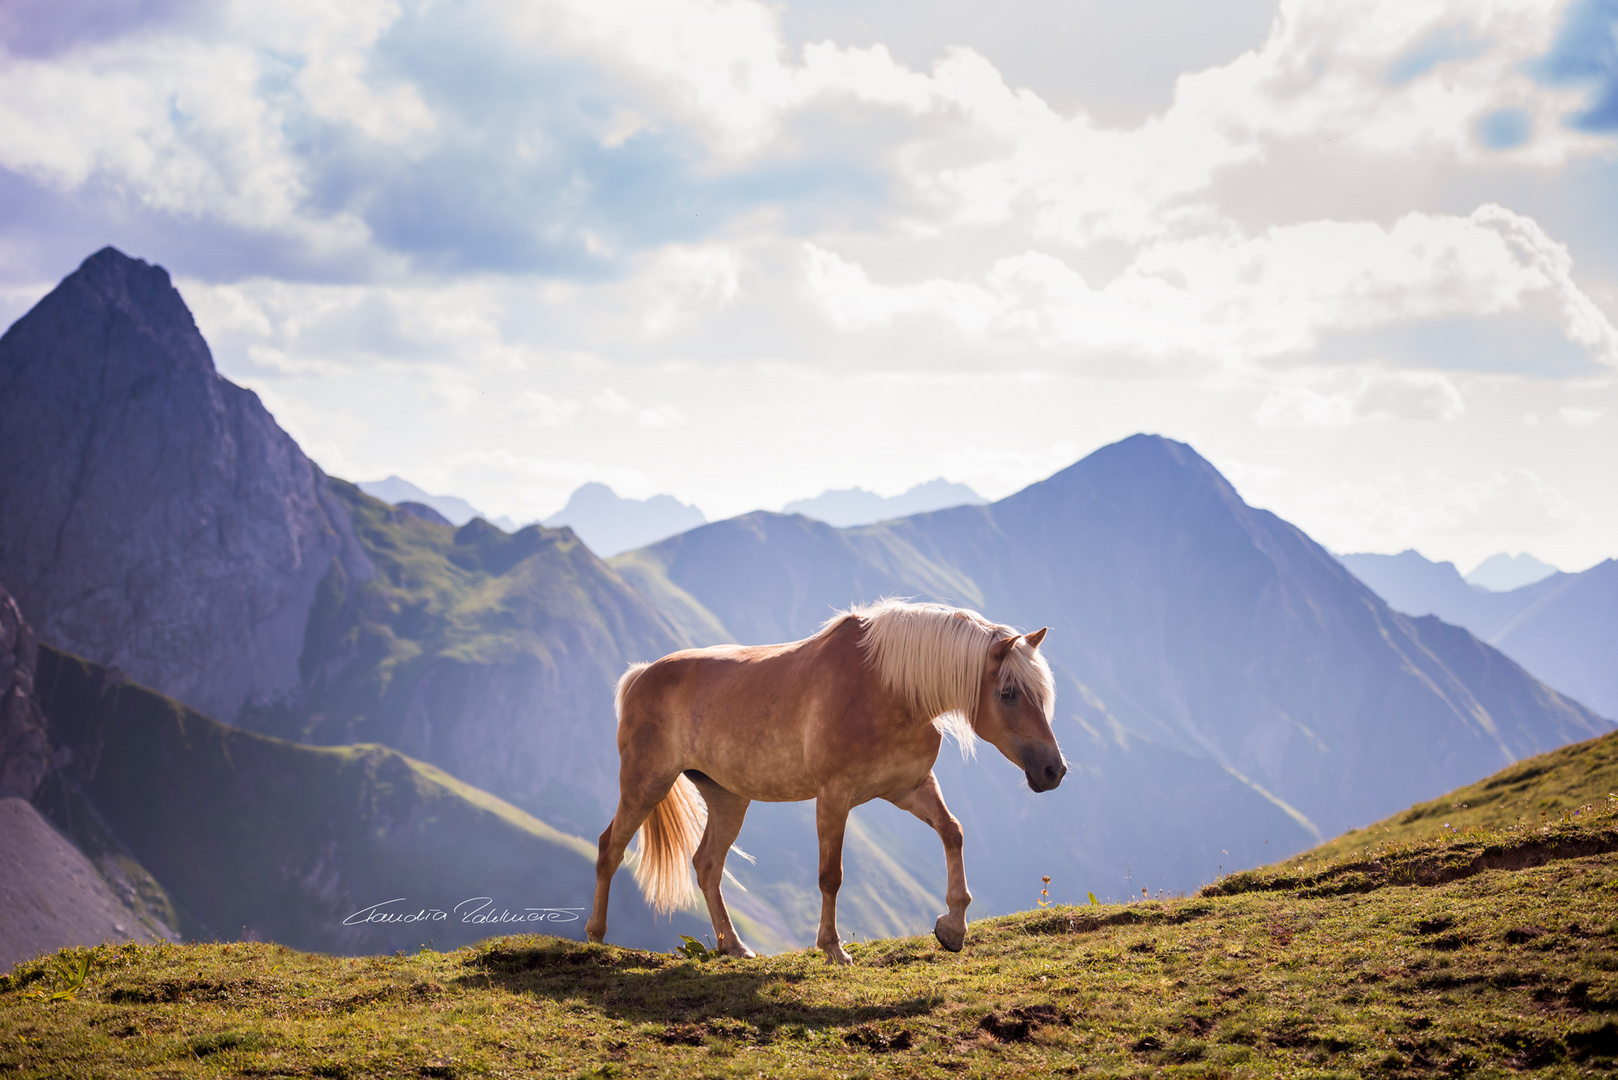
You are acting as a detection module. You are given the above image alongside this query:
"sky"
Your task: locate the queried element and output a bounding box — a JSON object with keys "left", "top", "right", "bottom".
{"left": 1, "top": 0, "right": 1616, "bottom": 573}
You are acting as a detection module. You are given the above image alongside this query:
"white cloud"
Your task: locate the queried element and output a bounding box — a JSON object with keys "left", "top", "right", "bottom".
{"left": 5, "top": 0, "right": 1616, "bottom": 568}
{"left": 592, "top": 387, "right": 633, "bottom": 414}
{"left": 1558, "top": 405, "right": 1607, "bottom": 427}
{"left": 803, "top": 206, "right": 1617, "bottom": 371}
{"left": 640, "top": 244, "right": 742, "bottom": 335}
{"left": 1281, "top": 466, "right": 1587, "bottom": 558}
{"left": 1436, "top": 467, "right": 1587, "bottom": 535}
{"left": 514, "top": 390, "right": 580, "bottom": 426}
{"left": 1255, "top": 370, "right": 1465, "bottom": 428}
{"left": 635, "top": 403, "right": 687, "bottom": 428}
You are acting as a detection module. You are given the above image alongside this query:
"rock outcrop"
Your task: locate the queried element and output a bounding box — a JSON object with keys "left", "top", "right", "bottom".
{"left": 0, "top": 584, "right": 46, "bottom": 800}
{"left": 0, "top": 580, "right": 179, "bottom": 972}
{"left": 0, "top": 248, "right": 372, "bottom": 723}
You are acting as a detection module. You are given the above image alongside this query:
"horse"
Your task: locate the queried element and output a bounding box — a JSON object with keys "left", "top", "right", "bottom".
{"left": 584, "top": 598, "right": 1067, "bottom": 963}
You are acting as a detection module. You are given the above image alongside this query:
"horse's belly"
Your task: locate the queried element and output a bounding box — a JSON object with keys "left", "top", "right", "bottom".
{"left": 687, "top": 754, "right": 819, "bottom": 803}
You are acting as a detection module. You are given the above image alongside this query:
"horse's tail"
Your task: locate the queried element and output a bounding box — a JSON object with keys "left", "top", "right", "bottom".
{"left": 633, "top": 774, "right": 707, "bottom": 915}
{"left": 614, "top": 661, "right": 652, "bottom": 724}
{"left": 615, "top": 659, "right": 705, "bottom": 914}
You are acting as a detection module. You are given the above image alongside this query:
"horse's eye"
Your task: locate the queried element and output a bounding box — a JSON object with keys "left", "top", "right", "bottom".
{"left": 1000, "top": 687, "right": 1018, "bottom": 703}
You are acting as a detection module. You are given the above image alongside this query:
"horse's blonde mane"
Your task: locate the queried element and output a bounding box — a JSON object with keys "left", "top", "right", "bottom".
{"left": 824, "top": 599, "right": 1055, "bottom": 756}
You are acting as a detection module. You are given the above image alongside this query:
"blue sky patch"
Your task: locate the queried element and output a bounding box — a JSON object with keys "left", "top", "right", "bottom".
{"left": 1477, "top": 108, "right": 1533, "bottom": 149}
{"left": 1534, "top": 0, "right": 1618, "bottom": 131}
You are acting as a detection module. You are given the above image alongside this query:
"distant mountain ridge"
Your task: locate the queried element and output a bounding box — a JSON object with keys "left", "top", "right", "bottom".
{"left": 783, "top": 478, "right": 986, "bottom": 527}
{"left": 1340, "top": 549, "right": 1618, "bottom": 721}
{"left": 543, "top": 482, "right": 706, "bottom": 557}
{"left": 1465, "top": 551, "right": 1559, "bottom": 592}
{"left": 357, "top": 475, "right": 520, "bottom": 532}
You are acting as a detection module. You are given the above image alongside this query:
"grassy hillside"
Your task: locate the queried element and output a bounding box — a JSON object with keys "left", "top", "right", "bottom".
{"left": 3, "top": 795, "right": 1615, "bottom": 1077}
{"left": 1280, "top": 728, "right": 1618, "bottom": 871}
{"left": 30, "top": 645, "right": 707, "bottom": 956}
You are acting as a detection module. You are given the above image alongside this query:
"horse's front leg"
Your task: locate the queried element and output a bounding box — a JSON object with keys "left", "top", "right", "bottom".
{"left": 890, "top": 772, "right": 971, "bottom": 952}
{"left": 814, "top": 793, "right": 854, "bottom": 965}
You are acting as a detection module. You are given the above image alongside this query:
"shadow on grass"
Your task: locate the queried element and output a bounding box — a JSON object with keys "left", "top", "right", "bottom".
{"left": 455, "top": 937, "right": 937, "bottom": 1032}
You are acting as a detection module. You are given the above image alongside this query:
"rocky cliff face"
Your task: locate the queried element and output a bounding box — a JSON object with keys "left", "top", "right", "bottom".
{"left": 0, "top": 583, "right": 47, "bottom": 800}
{"left": 0, "top": 248, "right": 372, "bottom": 723}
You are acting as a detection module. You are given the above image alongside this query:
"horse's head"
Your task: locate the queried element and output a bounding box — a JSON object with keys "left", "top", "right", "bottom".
{"left": 977, "top": 628, "right": 1067, "bottom": 792}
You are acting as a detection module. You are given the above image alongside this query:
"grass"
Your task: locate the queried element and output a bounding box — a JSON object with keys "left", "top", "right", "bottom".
{"left": 1265, "top": 728, "right": 1618, "bottom": 875}
{"left": 5, "top": 794, "right": 1617, "bottom": 1077}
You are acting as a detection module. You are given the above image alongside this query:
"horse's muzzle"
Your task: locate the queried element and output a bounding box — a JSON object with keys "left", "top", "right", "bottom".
{"left": 1024, "top": 754, "right": 1068, "bottom": 793}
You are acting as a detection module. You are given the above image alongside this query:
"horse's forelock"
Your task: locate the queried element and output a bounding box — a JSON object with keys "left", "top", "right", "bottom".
{"left": 997, "top": 637, "right": 1056, "bottom": 722}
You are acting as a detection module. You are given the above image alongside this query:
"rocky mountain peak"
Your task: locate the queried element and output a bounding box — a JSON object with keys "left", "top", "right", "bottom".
{"left": 0, "top": 248, "right": 372, "bottom": 723}
{"left": 0, "top": 248, "right": 214, "bottom": 394}
{"left": 1017, "top": 433, "right": 1243, "bottom": 511}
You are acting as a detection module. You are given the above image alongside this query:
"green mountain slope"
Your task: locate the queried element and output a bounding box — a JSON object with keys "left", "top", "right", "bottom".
{"left": 29, "top": 645, "right": 707, "bottom": 956}
{"left": 245, "top": 480, "right": 691, "bottom": 840}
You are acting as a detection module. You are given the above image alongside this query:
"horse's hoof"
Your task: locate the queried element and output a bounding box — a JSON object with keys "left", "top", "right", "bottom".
{"left": 723, "top": 943, "right": 757, "bottom": 959}
{"left": 822, "top": 943, "right": 853, "bottom": 965}
{"left": 933, "top": 915, "right": 965, "bottom": 953}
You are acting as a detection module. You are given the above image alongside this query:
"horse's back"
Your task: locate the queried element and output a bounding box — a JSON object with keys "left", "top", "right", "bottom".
{"left": 615, "top": 622, "right": 937, "bottom": 802}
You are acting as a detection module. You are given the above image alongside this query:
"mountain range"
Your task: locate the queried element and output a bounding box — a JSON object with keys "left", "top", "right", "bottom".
{"left": 356, "top": 476, "right": 520, "bottom": 532}
{"left": 1339, "top": 550, "right": 1618, "bottom": 721}
{"left": 542, "top": 482, "right": 707, "bottom": 558}
{"left": 781, "top": 479, "right": 987, "bottom": 527}
{"left": 1464, "top": 551, "right": 1559, "bottom": 592}
{"left": 0, "top": 247, "right": 1610, "bottom": 963}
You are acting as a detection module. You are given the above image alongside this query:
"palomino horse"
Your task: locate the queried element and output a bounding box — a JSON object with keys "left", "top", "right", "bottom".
{"left": 584, "top": 599, "right": 1066, "bottom": 963}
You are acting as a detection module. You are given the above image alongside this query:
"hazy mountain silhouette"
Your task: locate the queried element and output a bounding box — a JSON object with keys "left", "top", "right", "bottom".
{"left": 1466, "top": 551, "right": 1559, "bottom": 592}
{"left": 783, "top": 478, "right": 986, "bottom": 527}
{"left": 1337, "top": 551, "right": 1486, "bottom": 623}
{"left": 1343, "top": 549, "right": 1617, "bottom": 721}
{"left": 543, "top": 482, "right": 706, "bottom": 557}
{"left": 357, "top": 475, "right": 520, "bottom": 532}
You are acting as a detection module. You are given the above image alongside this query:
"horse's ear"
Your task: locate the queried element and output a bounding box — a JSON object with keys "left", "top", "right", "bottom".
{"left": 1025, "top": 627, "right": 1048, "bottom": 650}
{"left": 989, "top": 634, "right": 1018, "bottom": 661}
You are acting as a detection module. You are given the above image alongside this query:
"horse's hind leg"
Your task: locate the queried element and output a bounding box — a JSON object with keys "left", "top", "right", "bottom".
{"left": 689, "top": 775, "right": 755, "bottom": 958}
{"left": 890, "top": 772, "right": 971, "bottom": 952}
{"left": 585, "top": 776, "right": 675, "bottom": 945}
